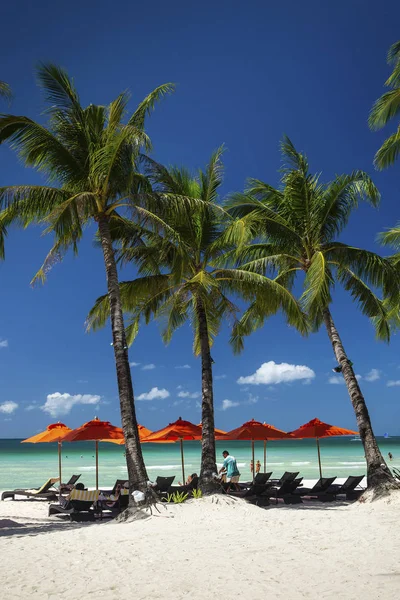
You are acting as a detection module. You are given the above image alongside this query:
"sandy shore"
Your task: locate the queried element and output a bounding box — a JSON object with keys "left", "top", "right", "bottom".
{"left": 0, "top": 487, "right": 399, "bottom": 600}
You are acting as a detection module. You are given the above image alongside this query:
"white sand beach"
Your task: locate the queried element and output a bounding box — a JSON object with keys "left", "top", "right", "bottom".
{"left": 1, "top": 488, "right": 399, "bottom": 600}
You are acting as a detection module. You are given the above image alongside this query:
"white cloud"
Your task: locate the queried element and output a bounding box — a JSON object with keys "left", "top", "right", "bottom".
{"left": 237, "top": 361, "right": 315, "bottom": 386}
{"left": 364, "top": 369, "right": 381, "bottom": 382}
{"left": 0, "top": 339, "right": 8, "bottom": 348}
{"left": 137, "top": 387, "right": 170, "bottom": 401}
{"left": 177, "top": 391, "right": 201, "bottom": 399}
{"left": 215, "top": 374, "right": 227, "bottom": 380}
{"left": 0, "top": 401, "right": 18, "bottom": 414}
{"left": 41, "top": 392, "right": 101, "bottom": 417}
{"left": 25, "top": 404, "right": 37, "bottom": 411}
{"left": 387, "top": 380, "right": 400, "bottom": 387}
{"left": 130, "top": 362, "right": 140, "bottom": 367}
{"left": 246, "top": 394, "right": 258, "bottom": 405}
{"left": 221, "top": 399, "right": 240, "bottom": 411}
{"left": 175, "top": 364, "right": 191, "bottom": 369}
{"left": 141, "top": 364, "right": 156, "bottom": 371}
{"left": 172, "top": 399, "right": 185, "bottom": 407}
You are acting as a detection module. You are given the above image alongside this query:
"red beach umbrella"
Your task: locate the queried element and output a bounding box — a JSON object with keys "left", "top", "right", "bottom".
{"left": 289, "top": 417, "right": 358, "bottom": 478}
{"left": 218, "top": 419, "right": 291, "bottom": 476}
{"left": 62, "top": 417, "right": 124, "bottom": 489}
{"left": 144, "top": 417, "right": 202, "bottom": 483}
{"left": 22, "top": 422, "right": 72, "bottom": 495}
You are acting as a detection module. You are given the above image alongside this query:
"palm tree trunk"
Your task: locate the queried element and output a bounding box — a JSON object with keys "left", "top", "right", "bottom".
{"left": 196, "top": 297, "right": 218, "bottom": 494}
{"left": 323, "top": 307, "right": 398, "bottom": 496}
{"left": 97, "top": 214, "right": 148, "bottom": 497}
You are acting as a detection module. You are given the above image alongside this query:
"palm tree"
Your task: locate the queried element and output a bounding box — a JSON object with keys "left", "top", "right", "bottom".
{"left": 0, "top": 64, "right": 174, "bottom": 496}
{"left": 369, "top": 40, "right": 400, "bottom": 168}
{"left": 226, "top": 137, "right": 400, "bottom": 496}
{"left": 88, "top": 149, "right": 307, "bottom": 493}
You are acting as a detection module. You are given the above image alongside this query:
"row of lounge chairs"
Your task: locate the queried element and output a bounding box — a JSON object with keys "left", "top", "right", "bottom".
{"left": 229, "top": 472, "right": 365, "bottom": 505}
{"left": 1, "top": 472, "right": 366, "bottom": 520}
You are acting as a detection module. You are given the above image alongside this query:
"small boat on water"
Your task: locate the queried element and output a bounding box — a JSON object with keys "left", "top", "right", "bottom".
{"left": 384, "top": 432, "right": 390, "bottom": 439}
{"left": 351, "top": 436, "right": 362, "bottom": 442}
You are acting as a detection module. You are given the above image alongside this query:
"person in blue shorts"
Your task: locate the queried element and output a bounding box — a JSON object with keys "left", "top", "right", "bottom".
{"left": 219, "top": 450, "right": 241, "bottom": 492}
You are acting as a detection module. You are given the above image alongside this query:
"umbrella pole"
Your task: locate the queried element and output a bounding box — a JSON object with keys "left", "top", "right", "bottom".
{"left": 252, "top": 440, "right": 255, "bottom": 482}
{"left": 316, "top": 438, "right": 322, "bottom": 479}
{"left": 95, "top": 440, "right": 99, "bottom": 490}
{"left": 180, "top": 438, "right": 185, "bottom": 484}
{"left": 58, "top": 441, "right": 62, "bottom": 500}
{"left": 264, "top": 440, "right": 267, "bottom": 472}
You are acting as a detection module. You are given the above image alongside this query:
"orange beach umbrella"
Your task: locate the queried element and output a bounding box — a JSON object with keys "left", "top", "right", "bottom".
{"left": 218, "top": 418, "right": 290, "bottom": 477}
{"left": 289, "top": 418, "right": 358, "bottom": 478}
{"left": 62, "top": 417, "right": 124, "bottom": 489}
{"left": 22, "top": 422, "right": 72, "bottom": 495}
{"left": 104, "top": 424, "right": 153, "bottom": 445}
{"left": 144, "top": 417, "right": 202, "bottom": 483}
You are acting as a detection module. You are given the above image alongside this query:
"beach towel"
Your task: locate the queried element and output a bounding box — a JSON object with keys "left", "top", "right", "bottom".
{"left": 69, "top": 489, "right": 100, "bottom": 502}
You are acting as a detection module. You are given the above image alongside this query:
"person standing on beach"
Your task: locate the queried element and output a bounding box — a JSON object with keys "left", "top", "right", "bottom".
{"left": 256, "top": 460, "right": 261, "bottom": 474}
{"left": 219, "top": 450, "right": 241, "bottom": 491}
{"left": 388, "top": 452, "right": 393, "bottom": 461}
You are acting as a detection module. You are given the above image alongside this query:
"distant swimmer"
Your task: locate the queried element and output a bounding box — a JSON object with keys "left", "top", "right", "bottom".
{"left": 388, "top": 452, "right": 393, "bottom": 461}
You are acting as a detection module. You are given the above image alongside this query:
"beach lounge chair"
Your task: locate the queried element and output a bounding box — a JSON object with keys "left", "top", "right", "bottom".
{"left": 229, "top": 482, "right": 272, "bottom": 505}
{"left": 101, "top": 479, "right": 129, "bottom": 495}
{"left": 59, "top": 474, "right": 81, "bottom": 493}
{"left": 266, "top": 478, "right": 304, "bottom": 504}
{"left": 1, "top": 477, "right": 60, "bottom": 501}
{"left": 165, "top": 475, "right": 199, "bottom": 496}
{"left": 268, "top": 471, "right": 300, "bottom": 486}
{"left": 49, "top": 489, "right": 100, "bottom": 521}
{"left": 293, "top": 477, "right": 337, "bottom": 501}
{"left": 327, "top": 475, "right": 365, "bottom": 500}
{"left": 154, "top": 476, "right": 175, "bottom": 493}
{"left": 392, "top": 467, "right": 400, "bottom": 482}
{"left": 239, "top": 472, "right": 273, "bottom": 489}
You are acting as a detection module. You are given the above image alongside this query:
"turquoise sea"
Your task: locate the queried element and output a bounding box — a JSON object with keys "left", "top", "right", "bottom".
{"left": 0, "top": 437, "right": 399, "bottom": 489}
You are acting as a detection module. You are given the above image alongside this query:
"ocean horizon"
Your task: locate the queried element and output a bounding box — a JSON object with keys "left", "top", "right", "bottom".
{"left": 0, "top": 436, "right": 399, "bottom": 489}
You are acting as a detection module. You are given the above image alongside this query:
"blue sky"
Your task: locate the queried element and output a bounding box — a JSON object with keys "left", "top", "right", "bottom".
{"left": 1, "top": 0, "right": 400, "bottom": 437}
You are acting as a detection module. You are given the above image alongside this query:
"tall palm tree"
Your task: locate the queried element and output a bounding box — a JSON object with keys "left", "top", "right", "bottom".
{"left": 226, "top": 137, "right": 400, "bottom": 496}
{"left": 0, "top": 64, "right": 174, "bottom": 496}
{"left": 88, "top": 149, "right": 307, "bottom": 493}
{"left": 369, "top": 40, "right": 400, "bottom": 168}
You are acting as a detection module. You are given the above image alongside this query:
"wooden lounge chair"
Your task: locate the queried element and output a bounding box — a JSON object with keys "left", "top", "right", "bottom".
{"left": 293, "top": 477, "right": 337, "bottom": 501}
{"left": 327, "top": 475, "right": 365, "bottom": 500}
{"left": 49, "top": 489, "right": 100, "bottom": 521}
{"left": 1, "top": 477, "right": 60, "bottom": 501}
{"left": 59, "top": 474, "right": 82, "bottom": 493}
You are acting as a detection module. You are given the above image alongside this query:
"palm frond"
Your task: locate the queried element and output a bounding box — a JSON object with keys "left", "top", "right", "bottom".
{"left": 127, "top": 83, "right": 175, "bottom": 131}
{"left": 373, "top": 126, "right": 400, "bottom": 169}
{"left": 300, "top": 251, "right": 332, "bottom": 318}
